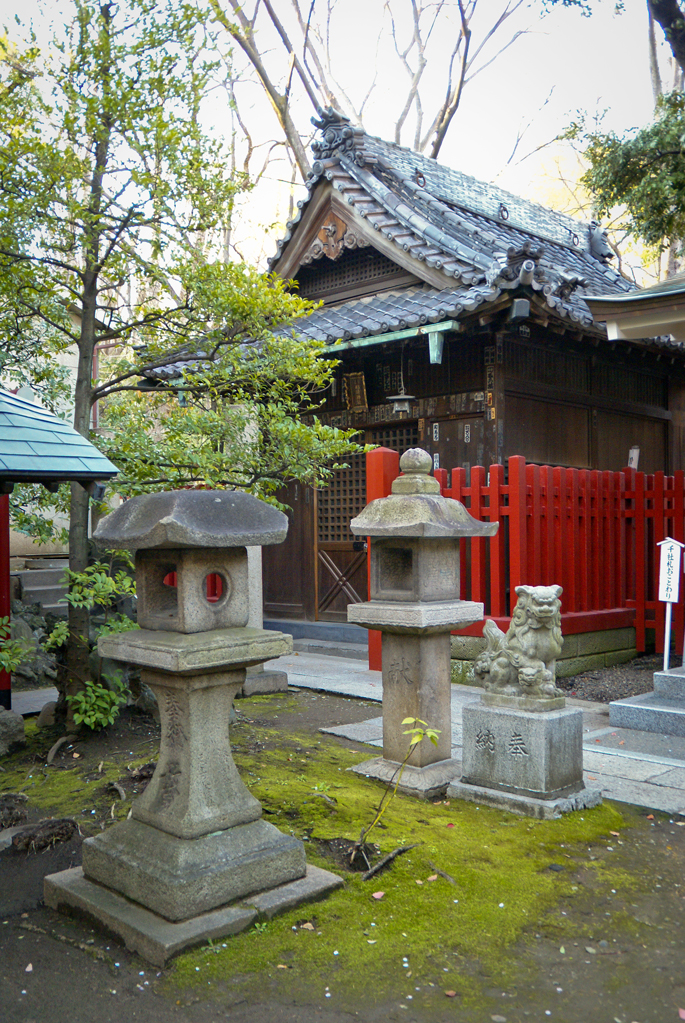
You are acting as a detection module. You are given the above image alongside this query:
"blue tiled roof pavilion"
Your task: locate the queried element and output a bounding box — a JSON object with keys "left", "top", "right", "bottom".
{"left": 0, "top": 390, "right": 118, "bottom": 485}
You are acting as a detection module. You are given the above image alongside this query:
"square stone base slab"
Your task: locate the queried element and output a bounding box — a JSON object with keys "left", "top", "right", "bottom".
{"left": 81, "top": 817, "right": 306, "bottom": 921}
{"left": 44, "top": 864, "right": 343, "bottom": 967}
{"left": 447, "top": 779, "right": 602, "bottom": 819}
{"left": 482, "top": 692, "right": 566, "bottom": 712}
{"left": 350, "top": 756, "right": 460, "bottom": 800}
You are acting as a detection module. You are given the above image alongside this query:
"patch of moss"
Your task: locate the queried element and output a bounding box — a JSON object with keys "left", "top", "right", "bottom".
{"left": 0, "top": 720, "right": 157, "bottom": 824}
{"left": 450, "top": 658, "right": 476, "bottom": 686}
{"left": 167, "top": 727, "right": 634, "bottom": 1012}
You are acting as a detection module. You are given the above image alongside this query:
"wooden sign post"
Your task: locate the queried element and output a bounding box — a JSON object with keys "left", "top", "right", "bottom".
{"left": 657, "top": 538, "right": 685, "bottom": 671}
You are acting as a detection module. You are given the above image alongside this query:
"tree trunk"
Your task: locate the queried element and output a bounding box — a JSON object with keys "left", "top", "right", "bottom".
{"left": 62, "top": 335, "right": 96, "bottom": 730}
{"left": 649, "top": 0, "right": 685, "bottom": 75}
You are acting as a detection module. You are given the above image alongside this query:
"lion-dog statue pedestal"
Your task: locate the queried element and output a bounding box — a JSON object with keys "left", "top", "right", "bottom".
{"left": 448, "top": 585, "right": 602, "bottom": 819}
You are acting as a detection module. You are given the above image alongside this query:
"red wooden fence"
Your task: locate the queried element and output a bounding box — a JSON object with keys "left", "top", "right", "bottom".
{"left": 366, "top": 451, "right": 685, "bottom": 667}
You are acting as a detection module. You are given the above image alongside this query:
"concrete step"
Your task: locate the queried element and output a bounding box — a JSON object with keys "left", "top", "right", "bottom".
{"left": 264, "top": 618, "right": 364, "bottom": 645}
{"left": 291, "top": 638, "right": 368, "bottom": 661}
{"left": 19, "top": 584, "right": 69, "bottom": 607}
{"left": 16, "top": 567, "right": 68, "bottom": 588}
{"left": 610, "top": 693, "right": 685, "bottom": 736}
{"left": 24, "top": 558, "right": 69, "bottom": 571}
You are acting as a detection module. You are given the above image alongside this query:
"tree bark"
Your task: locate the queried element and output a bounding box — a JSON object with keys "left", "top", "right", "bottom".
{"left": 649, "top": 0, "right": 685, "bottom": 75}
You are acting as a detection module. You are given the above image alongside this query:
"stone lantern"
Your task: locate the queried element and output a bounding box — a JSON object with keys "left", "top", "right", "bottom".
{"left": 347, "top": 449, "right": 498, "bottom": 799}
{"left": 45, "top": 490, "right": 341, "bottom": 965}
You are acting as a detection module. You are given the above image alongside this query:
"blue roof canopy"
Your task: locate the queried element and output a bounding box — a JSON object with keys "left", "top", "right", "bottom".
{"left": 0, "top": 390, "right": 118, "bottom": 488}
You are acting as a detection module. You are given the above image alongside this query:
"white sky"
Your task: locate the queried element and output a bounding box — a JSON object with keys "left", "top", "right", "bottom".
{"left": 1, "top": 0, "right": 672, "bottom": 273}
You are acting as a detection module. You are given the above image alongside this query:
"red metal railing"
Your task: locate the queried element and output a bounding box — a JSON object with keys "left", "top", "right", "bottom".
{"left": 365, "top": 450, "right": 685, "bottom": 669}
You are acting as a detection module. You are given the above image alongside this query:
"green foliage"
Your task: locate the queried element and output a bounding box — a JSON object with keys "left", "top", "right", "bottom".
{"left": 0, "top": 615, "right": 34, "bottom": 673}
{"left": 44, "top": 555, "right": 138, "bottom": 699}
{"left": 0, "top": 0, "right": 360, "bottom": 556}
{"left": 65, "top": 672, "right": 128, "bottom": 729}
{"left": 44, "top": 620, "right": 69, "bottom": 652}
{"left": 570, "top": 91, "right": 685, "bottom": 248}
{"left": 353, "top": 717, "right": 441, "bottom": 856}
{"left": 61, "top": 562, "right": 136, "bottom": 611}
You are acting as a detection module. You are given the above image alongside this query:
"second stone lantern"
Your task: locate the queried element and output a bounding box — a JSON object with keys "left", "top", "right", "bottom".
{"left": 347, "top": 449, "right": 498, "bottom": 799}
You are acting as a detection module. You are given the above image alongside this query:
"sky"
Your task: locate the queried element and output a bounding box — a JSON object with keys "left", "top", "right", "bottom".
{"left": 1, "top": 0, "right": 672, "bottom": 274}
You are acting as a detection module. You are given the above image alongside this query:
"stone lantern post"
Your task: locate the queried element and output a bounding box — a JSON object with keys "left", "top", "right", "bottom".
{"left": 45, "top": 490, "right": 341, "bottom": 965}
{"left": 347, "top": 449, "right": 498, "bottom": 799}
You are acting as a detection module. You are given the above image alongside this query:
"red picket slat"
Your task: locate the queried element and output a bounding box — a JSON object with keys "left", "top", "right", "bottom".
{"left": 489, "top": 463, "right": 506, "bottom": 616}
{"left": 508, "top": 456, "right": 527, "bottom": 605}
{"left": 470, "top": 465, "right": 487, "bottom": 603}
{"left": 578, "top": 470, "right": 590, "bottom": 612}
{"left": 527, "top": 463, "right": 541, "bottom": 583}
{"left": 634, "top": 471, "right": 646, "bottom": 652}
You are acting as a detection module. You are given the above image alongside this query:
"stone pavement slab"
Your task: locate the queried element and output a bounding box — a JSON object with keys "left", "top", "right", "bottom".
{"left": 271, "top": 652, "right": 685, "bottom": 813}
{"left": 11, "top": 688, "right": 58, "bottom": 717}
{"left": 16, "top": 652, "right": 685, "bottom": 813}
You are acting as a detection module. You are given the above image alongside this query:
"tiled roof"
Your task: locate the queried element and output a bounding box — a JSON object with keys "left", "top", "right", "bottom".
{"left": 0, "top": 391, "right": 119, "bottom": 483}
{"left": 269, "top": 113, "right": 673, "bottom": 347}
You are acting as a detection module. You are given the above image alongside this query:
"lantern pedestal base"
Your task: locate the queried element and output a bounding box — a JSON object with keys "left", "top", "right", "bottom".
{"left": 45, "top": 862, "right": 343, "bottom": 967}
{"left": 350, "top": 755, "right": 460, "bottom": 801}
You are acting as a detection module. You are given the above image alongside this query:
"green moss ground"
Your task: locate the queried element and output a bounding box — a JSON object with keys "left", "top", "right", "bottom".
{"left": 168, "top": 716, "right": 633, "bottom": 1011}
{"left": 0, "top": 720, "right": 157, "bottom": 826}
{"left": 0, "top": 702, "right": 648, "bottom": 1015}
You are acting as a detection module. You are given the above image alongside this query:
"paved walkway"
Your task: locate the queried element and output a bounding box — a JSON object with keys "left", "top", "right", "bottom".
{"left": 269, "top": 650, "right": 685, "bottom": 816}
{"left": 12, "top": 653, "right": 685, "bottom": 815}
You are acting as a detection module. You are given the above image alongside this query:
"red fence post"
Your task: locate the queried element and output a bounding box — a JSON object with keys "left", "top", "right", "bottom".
{"left": 489, "top": 463, "right": 506, "bottom": 616}
{"left": 470, "top": 465, "right": 487, "bottom": 604}
{"left": 634, "top": 470, "right": 646, "bottom": 652}
{"left": 508, "top": 456, "right": 527, "bottom": 610}
{"left": 365, "top": 447, "right": 400, "bottom": 670}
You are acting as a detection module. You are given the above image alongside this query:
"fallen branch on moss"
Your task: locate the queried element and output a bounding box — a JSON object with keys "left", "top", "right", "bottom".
{"left": 361, "top": 843, "right": 419, "bottom": 881}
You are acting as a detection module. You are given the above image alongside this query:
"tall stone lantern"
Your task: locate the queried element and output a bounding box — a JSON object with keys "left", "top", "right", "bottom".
{"left": 45, "top": 490, "right": 341, "bottom": 965}
{"left": 347, "top": 449, "right": 498, "bottom": 799}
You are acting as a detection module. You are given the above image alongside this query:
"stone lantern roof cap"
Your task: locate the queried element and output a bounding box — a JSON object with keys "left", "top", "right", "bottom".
{"left": 350, "top": 448, "right": 498, "bottom": 539}
{"left": 93, "top": 489, "right": 288, "bottom": 552}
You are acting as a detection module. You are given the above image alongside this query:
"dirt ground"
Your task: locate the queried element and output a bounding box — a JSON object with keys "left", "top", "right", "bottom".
{"left": 2, "top": 663, "right": 684, "bottom": 1023}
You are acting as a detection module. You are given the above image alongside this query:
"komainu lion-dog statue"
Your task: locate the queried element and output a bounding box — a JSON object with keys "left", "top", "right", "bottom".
{"left": 474, "top": 584, "right": 564, "bottom": 699}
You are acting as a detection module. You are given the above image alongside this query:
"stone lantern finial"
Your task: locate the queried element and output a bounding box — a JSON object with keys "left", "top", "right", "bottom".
{"left": 391, "top": 448, "right": 440, "bottom": 495}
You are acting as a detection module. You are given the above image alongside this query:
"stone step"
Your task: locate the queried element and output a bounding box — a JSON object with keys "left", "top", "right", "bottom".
{"left": 609, "top": 693, "right": 685, "bottom": 737}
{"left": 24, "top": 558, "right": 69, "bottom": 571}
{"left": 264, "top": 618, "right": 364, "bottom": 645}
{"left": 19, "top": 584, "right": 68, "bottom": 607}
{"left": 16, "top": 567, "right": 69, "bottom": 588}
{"left": 291, "top": 638, "right": 368, "bottom": 661}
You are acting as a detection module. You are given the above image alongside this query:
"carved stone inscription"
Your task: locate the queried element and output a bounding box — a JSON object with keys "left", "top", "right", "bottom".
{"left": 462, "top": 703, "right": 584, "bottom": 799}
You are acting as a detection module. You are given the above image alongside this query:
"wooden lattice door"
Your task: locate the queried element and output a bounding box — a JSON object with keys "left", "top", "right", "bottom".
{"left": 316, "top": 453, "right": 368, "bottom": 621}
{"left": 370, "top": 423, "right": 420, "bottom": 452}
